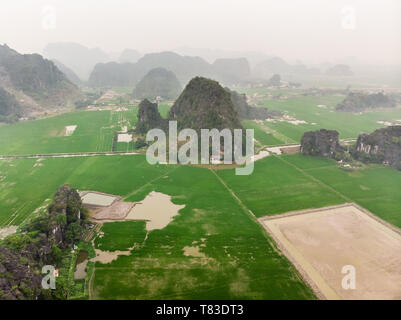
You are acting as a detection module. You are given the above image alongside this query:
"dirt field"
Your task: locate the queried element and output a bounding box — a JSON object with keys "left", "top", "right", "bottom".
{"left": 260, "top": 204, "right": 401, "bottom": 300}
{"left": 81, "top": 191, "right": 118, "bottom": 207}
{"left": 93, "top": 201, "right": 135, "bottom": 220}
{"left": 117, "top": 133, "right": 132, "bottom": 143}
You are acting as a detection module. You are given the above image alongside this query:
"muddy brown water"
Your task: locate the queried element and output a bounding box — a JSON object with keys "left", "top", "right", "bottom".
{"left": 74, "top": 250, "right": 89, "bottom": 280}
{"left": 125, "top": 191, "right": 185, "bottom": 231}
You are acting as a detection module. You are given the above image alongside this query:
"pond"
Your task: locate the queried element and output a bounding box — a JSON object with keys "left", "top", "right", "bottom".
{"left": 74, "top": 250, "right": 89, "bottom": 280}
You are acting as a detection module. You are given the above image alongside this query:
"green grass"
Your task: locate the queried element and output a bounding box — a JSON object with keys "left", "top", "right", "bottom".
{"left": 2, "top": 149, "right": 401, "bottom": 300}
{"left": 0, "top": 155, "right": 170, "bottom": 227}
{"left": 235, "top": 91, "right": 401, "bottom": 144}
{"left": 217, "top": 155, "right": 345, "bottom": 217}
{"left": 242, "top": 120, "right": 284, "bottom": 146}
{"left": 262, "top": 95, "right": 401, "bottom": 141}
{"left": 0, "top": 155, "right": 316, "bottom": 299}
{"left": 157, "top": 104, "right": 173, "bottom": 119}
{"left": 0, "top": 109, "right": 138, "bottom": 155}
{"left": 94, "top": 221, "right": 147, "bottom": 251}
{"left": 288, "top": 158, "right": 401, "bottom": 228}
{"left": 92, "top": 165, "right": 315, "bottom": 300}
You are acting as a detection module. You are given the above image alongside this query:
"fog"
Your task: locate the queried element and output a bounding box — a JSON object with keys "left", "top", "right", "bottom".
{"left": 1, "top": 0, "right": 400, "bottom": 65}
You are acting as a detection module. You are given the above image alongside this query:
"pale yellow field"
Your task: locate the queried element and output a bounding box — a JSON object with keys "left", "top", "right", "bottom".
{"left": 81, "top": 192, "right": 117, "bottom": 207}
{"left": 260, "top": 204, "right": 401, "bottom": 300}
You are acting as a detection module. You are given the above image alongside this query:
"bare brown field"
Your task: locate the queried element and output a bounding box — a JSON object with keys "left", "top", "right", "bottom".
{"left": 92, "top": 201, "right": 135, "bottom": 220}
{"left": 259, "top": 203, "right": 401, "bottom": 300}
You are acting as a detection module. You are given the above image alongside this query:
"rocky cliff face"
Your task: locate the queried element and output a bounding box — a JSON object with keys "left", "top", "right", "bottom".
{"left": 169, "top": 77, "right": 243, "bottom": 132}
{"left": 0, "top": 87, "right": 21, "bottom": 122}
{"left": 136, "top": 99, "right": 167, "bottom": 134}
{"left": 133, "top": 68, "right": 182, "bottom": 100}
{"left": 0, "top": 44, "right": 82, "bottom": 122}
{"left": 301, "top": 129, "right": 344, "bottom": 159}
{"left": 0, "top": 246, "right": 44, "bottom": 300}
{"left": 353, "top": 126, "right": 401, "bottom": 169}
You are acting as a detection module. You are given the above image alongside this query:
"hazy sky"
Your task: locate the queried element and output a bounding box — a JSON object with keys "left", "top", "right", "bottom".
{"left": 1, "top": 0, "right": 400, "bottom": 65}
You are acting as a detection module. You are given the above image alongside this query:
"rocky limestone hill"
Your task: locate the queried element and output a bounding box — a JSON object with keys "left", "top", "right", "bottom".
{"left": 136, "top": 99, "right": 167, "bottom": 134}
{"left": 336, "top": 91, "right": 396, "bottom": 112}
{"left": 119, "top": 49, "right": 142, "bottom": 63}
{"left": 301, "top": 129, "right": 344, "bottom": 159}
{"left": 353, "top": 126, "right": 401, "bottom": 169}
{"left": 133, "top": 68, "right": 182, "bottom": 100}
{"left": 169, "top": 77, "right": 243, "bottom": 132}
{"left": 0, "top": 184, "right": 86, "bottom": 300}
{"left": 88, "top": 62, "right": 140, "bottom": 87}
{"left": 0, "top": 44, "right": 82, "bottom": 122}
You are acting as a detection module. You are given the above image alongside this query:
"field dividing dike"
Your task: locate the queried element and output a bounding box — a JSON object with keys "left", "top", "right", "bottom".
{"left": 122, "top": 166, "right": 179, "bottom": 201}
{"left": 274, "top": 155, "right": 352, "bottom": 203}
{"left": 209, "top": 169, "right": 296, "bottom": 260}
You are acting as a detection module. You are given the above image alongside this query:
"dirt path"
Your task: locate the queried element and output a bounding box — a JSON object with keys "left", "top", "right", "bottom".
{"left": 88, "top": 264, "right": 96, "bottom": 300}
{"left": 123, "top": 166, "right": 179, "bottom": 201}
{"left": 209, "top": 169, "right": 282, "bottom": 251}
{"left": 0, "top": 151, "right": 139, "bottom": 160}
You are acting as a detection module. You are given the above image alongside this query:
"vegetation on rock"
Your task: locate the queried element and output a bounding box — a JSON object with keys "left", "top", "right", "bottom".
{"left": 169, "top": 77, "right": 243, "bottom": 131}
{"left": 0, "top": 184, "right": 88, "bottom": 300}
{"left": 352, "top": 126, "right": 401, "bottom": 169}
{"left": 301, "top": 129, "right": 344, "bottom": 160}
{"left": 136, "top": 99, "right": 167, "bottom": 134}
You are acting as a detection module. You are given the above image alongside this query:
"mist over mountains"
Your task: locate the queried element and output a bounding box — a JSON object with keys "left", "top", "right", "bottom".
{"left": 41, "top": 42, "right": 401, "bottom": 89}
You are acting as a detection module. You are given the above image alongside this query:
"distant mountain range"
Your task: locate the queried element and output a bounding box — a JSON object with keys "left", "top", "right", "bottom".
{"left": 43, "top": 42, "right": 369, "bottom": 88}
{"left": 0, "top": 44, "right": 82, "bottom": 122}
{"left": 88, "top": 51, "right": 252, "bottom": 88}
{"left": 43, "top": 42, "right": 111, "bottom": 80}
